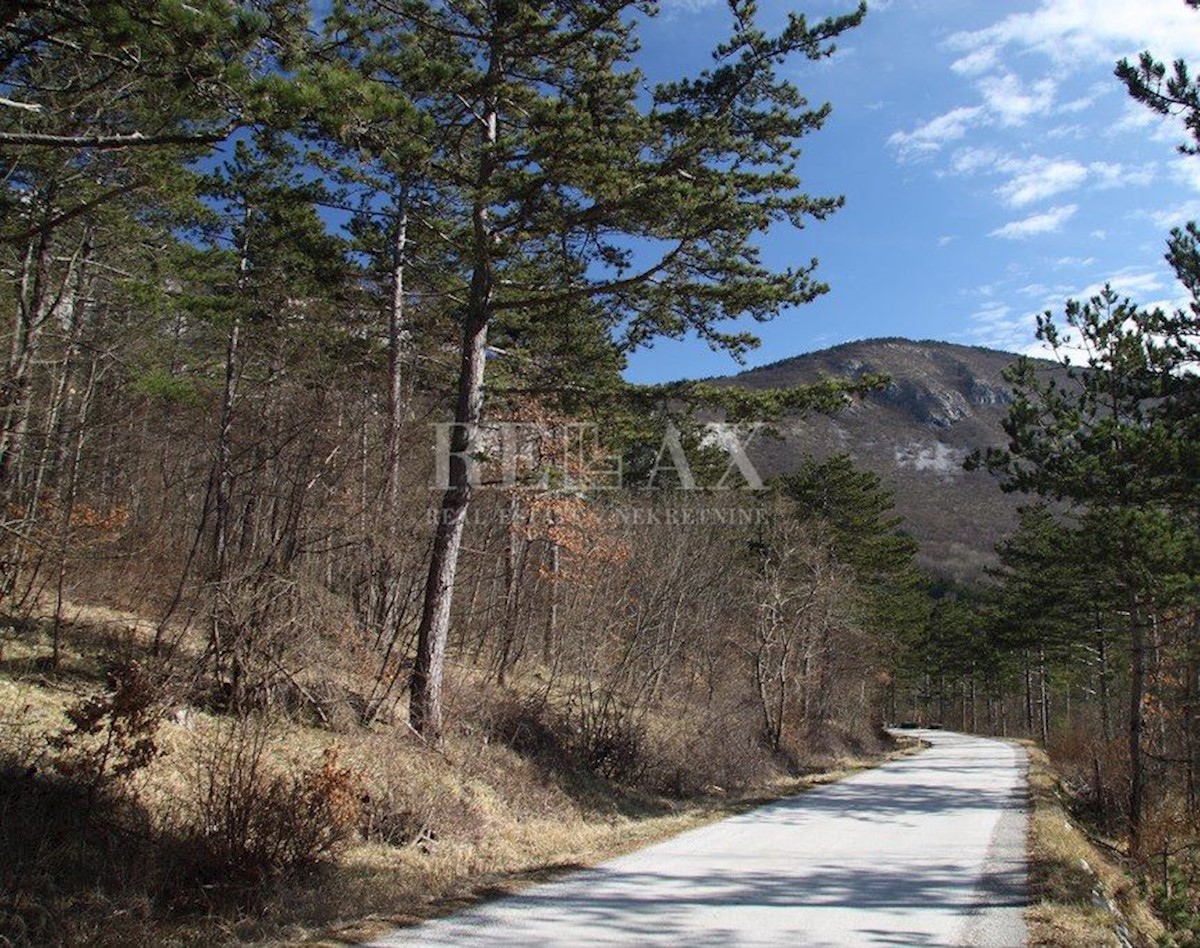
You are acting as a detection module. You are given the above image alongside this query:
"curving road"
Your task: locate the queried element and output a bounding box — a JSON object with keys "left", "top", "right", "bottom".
{"left": 366, "top": 730, "right": 1028, "bottom": 947}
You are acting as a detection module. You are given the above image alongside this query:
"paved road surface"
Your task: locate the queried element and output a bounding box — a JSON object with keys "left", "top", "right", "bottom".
{"left": 367, "top": 730, "right": 1028, "bottom": 947}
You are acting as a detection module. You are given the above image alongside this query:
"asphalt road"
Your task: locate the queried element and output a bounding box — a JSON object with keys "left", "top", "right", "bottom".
{"left": 367, "top": 730, "right": 1028, "bottom": 947}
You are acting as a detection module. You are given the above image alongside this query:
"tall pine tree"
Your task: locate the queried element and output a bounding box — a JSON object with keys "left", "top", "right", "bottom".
{"left": 316, "top": 0, "right": 866, "bottom": 741}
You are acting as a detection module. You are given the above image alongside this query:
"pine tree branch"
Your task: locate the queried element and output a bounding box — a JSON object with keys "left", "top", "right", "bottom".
{"left": 0, "top": 97, "right": 43, "bottom": 113}
{"left": 0, "top": 128, "right": 231, "bottom": 150}
{"left": 2, "top": 179, "right": 147, "bottom": 244}
{"left": 490, "top": 242, "right": 686, "bottom": 312}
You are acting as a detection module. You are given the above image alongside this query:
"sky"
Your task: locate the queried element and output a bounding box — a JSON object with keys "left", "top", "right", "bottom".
{"left": 622, "top": 0, "right": 1200, "bottom": 383}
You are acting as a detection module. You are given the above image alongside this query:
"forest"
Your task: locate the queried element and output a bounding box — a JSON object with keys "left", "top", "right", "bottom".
{"left": 0, "top": 1, "right": 1197, "bottom": 945}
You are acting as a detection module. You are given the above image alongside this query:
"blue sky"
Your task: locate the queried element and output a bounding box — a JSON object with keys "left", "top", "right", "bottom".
{"left": 622, "top": 0, "right": 1200, "bottom": 383}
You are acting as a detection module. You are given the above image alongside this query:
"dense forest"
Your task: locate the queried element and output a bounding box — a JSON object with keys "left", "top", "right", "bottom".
{"left": 0, "top": 0, "right": 1198, "bottom": 944}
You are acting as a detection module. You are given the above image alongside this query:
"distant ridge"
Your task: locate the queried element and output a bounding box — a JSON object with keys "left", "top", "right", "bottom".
{"left": 717, "top": 338, "right": 1061, "bottom": 583}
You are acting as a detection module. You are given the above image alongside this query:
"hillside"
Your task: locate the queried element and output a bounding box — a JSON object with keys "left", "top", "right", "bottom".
{"left": 717, "top": 338, "right": 1061, "bottom": 583}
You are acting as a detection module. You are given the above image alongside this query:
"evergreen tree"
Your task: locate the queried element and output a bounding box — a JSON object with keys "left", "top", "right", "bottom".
{"left": 333, "top": 0, "right": 867, "bottom": 741}
{"left": 779, "top": 454, "right": 928, "bottom": 647}
{"left": 977, "top": 288, "right": 1199, "bottom": 848}
{"left": 186, "top": 131, "right": 354, "bottom": 705}
{"left": 0, "top": 1, "right": 307, "bottom": 153}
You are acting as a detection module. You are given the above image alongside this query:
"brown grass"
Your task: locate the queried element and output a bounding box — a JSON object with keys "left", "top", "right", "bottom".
{"left": 0, "top": 613, "right": 918, "bottom": 947}
{"left": 1024, "top": 741, "right": 1165, "bottom": 948}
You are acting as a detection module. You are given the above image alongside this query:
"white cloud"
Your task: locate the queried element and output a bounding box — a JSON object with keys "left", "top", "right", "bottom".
{"left": 949, "top": 146, "right": 1001, "bottom": 175}
{"left": 978, "top": 73, "right": 1057, "bottom": 126}
{"left": 990, "top": 204, "right": 1078, "bottom": 239}
{"left": 1112, "top": 97, "right": 1193, "bottom": 145}
{"left": 970, "top": 302, "right": 1013, "bottom": 328}
{"left": 1045, "top": 124, "right": 1086, "bottom": 141}
{"left": 1113, "top": 100, "right": 1158, "bottom": 132}
{"left": 888, "top": 106, "right": 983, "bottom": 160}
{"left": 657, "top": 0, "right": 719, "bottom": 14}
{"left": 889, "top": 0, "right": 1197, "bottom": 169}
{"left": 963, "top": 302, "right": 1040, "bottom": 353}
{"left": 951, "top": 46, "right": 999, "bottom": 76}
{"left": 1052, "top": 255, "right": 1096, "bottom": 268}
{"left": 1170, "top": 157, "right": 1200, "bottom": 193}
{"left": 948, "top": 149, "right": 1153, "bottom": 204}
{"left": 938, "top": 235, "right": 955, "bottom": 247}
{"left": 962, "top": 261, "right": 1186, "bottom": 357}
{"left": 1150, "top": 199, "right": 1200, "bottom": 229}
{"left": 1058, "top": 92, "right": 1102, "bottom": 115}
{"left": 1089, "top": 161, "right": 1155, "bottom": 189}
{"left": 1061, "top": 81, "right": 1112, "bottom": 113}
{"left": 1020, "top": 337, "right": 1082, "bottom": 363}
{"left": 1077, "top": 268, "right": 1166, "bottom": 301}
{"left": 996, "top": 158, "right": 1088, "bottom": 207}
{"left": 947, "top": 0, "right": 1200, "bottom": 70}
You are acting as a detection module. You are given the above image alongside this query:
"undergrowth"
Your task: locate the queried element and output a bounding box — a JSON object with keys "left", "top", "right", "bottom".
{"left": 0, "top": 608, "right": 895, "bottom": 947}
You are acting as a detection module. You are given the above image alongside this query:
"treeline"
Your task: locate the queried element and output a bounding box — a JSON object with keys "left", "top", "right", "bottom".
{"left": 894, "top": 11, "right": 1200, "bottom": 934}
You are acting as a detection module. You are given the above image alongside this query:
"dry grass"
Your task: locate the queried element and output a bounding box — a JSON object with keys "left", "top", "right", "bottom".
{"left": 0, "top": 614, "right": 916, "bottom": 947}
{"left": 1024, "top": 741, "right": 1165, "bottom": 948}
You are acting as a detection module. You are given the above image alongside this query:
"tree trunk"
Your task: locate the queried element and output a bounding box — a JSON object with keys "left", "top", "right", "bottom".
{"left": 51, "top": 359, "right": 96, "bottom": 669}
{"left": 544, "top": 509, "right": 560, "bottom": 663}
{"left": 495, "top": 495, "right": 526, "bottom": 685}
{"left": 1097, "top": 606, "right": 1112, "bottom": 743}
{"left": 1024, "top": 655, "right": 1035, "bottom": 737}
{"left": 1188, "top": 608, "right": 1200, "bottom": 811}
{"left": 210, "top": 218, "right": 249, "bottom": 700}
{"left": 35, "top": 227, "right": 93, "bottom": 505}
{"left": 1128, "top": 588, "right": 1147, "bottom": 852}
{"left": 409, "top": 311, "right": 488, "bottom": 741}
{"left": 1, "top": 206, "right": 54, "bottom": 499}
{"left": 999, "top": 685, "right": 1008, "bottom": 738}
{"left": 1038, "top": 646, "right": 1050, "bottom": 746}
{"left": 408, "top": 71, "right": 499, "bottom": 742}
{"left": 384, "top": 188, "right": 409, "bottom": 514}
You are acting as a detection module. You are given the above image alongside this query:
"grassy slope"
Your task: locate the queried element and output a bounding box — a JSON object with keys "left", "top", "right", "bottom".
{"left": 0, "top": 606, "right": 914, "bottom": 947}
{"left": 1024, "top": 741, "right": 1165, "bottom": 947}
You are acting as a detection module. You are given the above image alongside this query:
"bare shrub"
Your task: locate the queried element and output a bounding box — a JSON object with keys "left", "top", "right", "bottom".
{"left": 357, "top": 773, "right": 438, "bottom": 846}
{"left": 1047, "top": 727, "right": 1129, "bottom": 834}
{"left": 480, "top": 689, "right": 571, "bottom": 764}
{"left": 187, "top": 717, "right": 362, "bottom": 881}
{"left": 645, "top": 701, "right": 775, "bottom": 797}
{"left": 356, "top": 746, "right": 489, "bottom": 847}
{"left": 47, "top": 660, "right": 164, "bottom": 804}
{"left": 564, "top": 685, "right": 647, "bottom": 784}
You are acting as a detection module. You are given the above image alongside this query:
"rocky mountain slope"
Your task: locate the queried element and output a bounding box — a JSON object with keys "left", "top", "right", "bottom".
{"left": 718, "top": 338, "right": 1064, "bottom": 583}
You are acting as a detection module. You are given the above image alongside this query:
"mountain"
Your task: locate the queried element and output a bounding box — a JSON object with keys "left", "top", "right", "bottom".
{"left": 716, "top": 338, "right": 1062, "bottom": 584}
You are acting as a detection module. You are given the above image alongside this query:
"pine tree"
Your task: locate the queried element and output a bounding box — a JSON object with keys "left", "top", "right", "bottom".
{"left": 0, "top": 1, "right": 307, "bottom": 153}
{"left": 977, "top": 288, "right": 1199, "bottom": 848}
{"left": 326, "top": 0, "right": 866, "bottom": 741}
{"left": 779, "top": 454, "right": 928, "bottom": 648}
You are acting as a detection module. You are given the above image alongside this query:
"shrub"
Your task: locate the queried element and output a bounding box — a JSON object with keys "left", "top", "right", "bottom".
{"left": 566, "top": 687, "right": 648, "bottom": 784}
{"left": 1047, "top": 726, "right": 1129, "bottom": 835}
{"left": 188, "top": 718, "right": 362, "bottom": 882}
{"left": 356, "top": 732, "right": 489, "bottom": 847}
{"left": 647, "top": 708, "right": 775, "bottom": 797}
{"left": 47, "top": 660, "right": 164, "bottom": 803}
